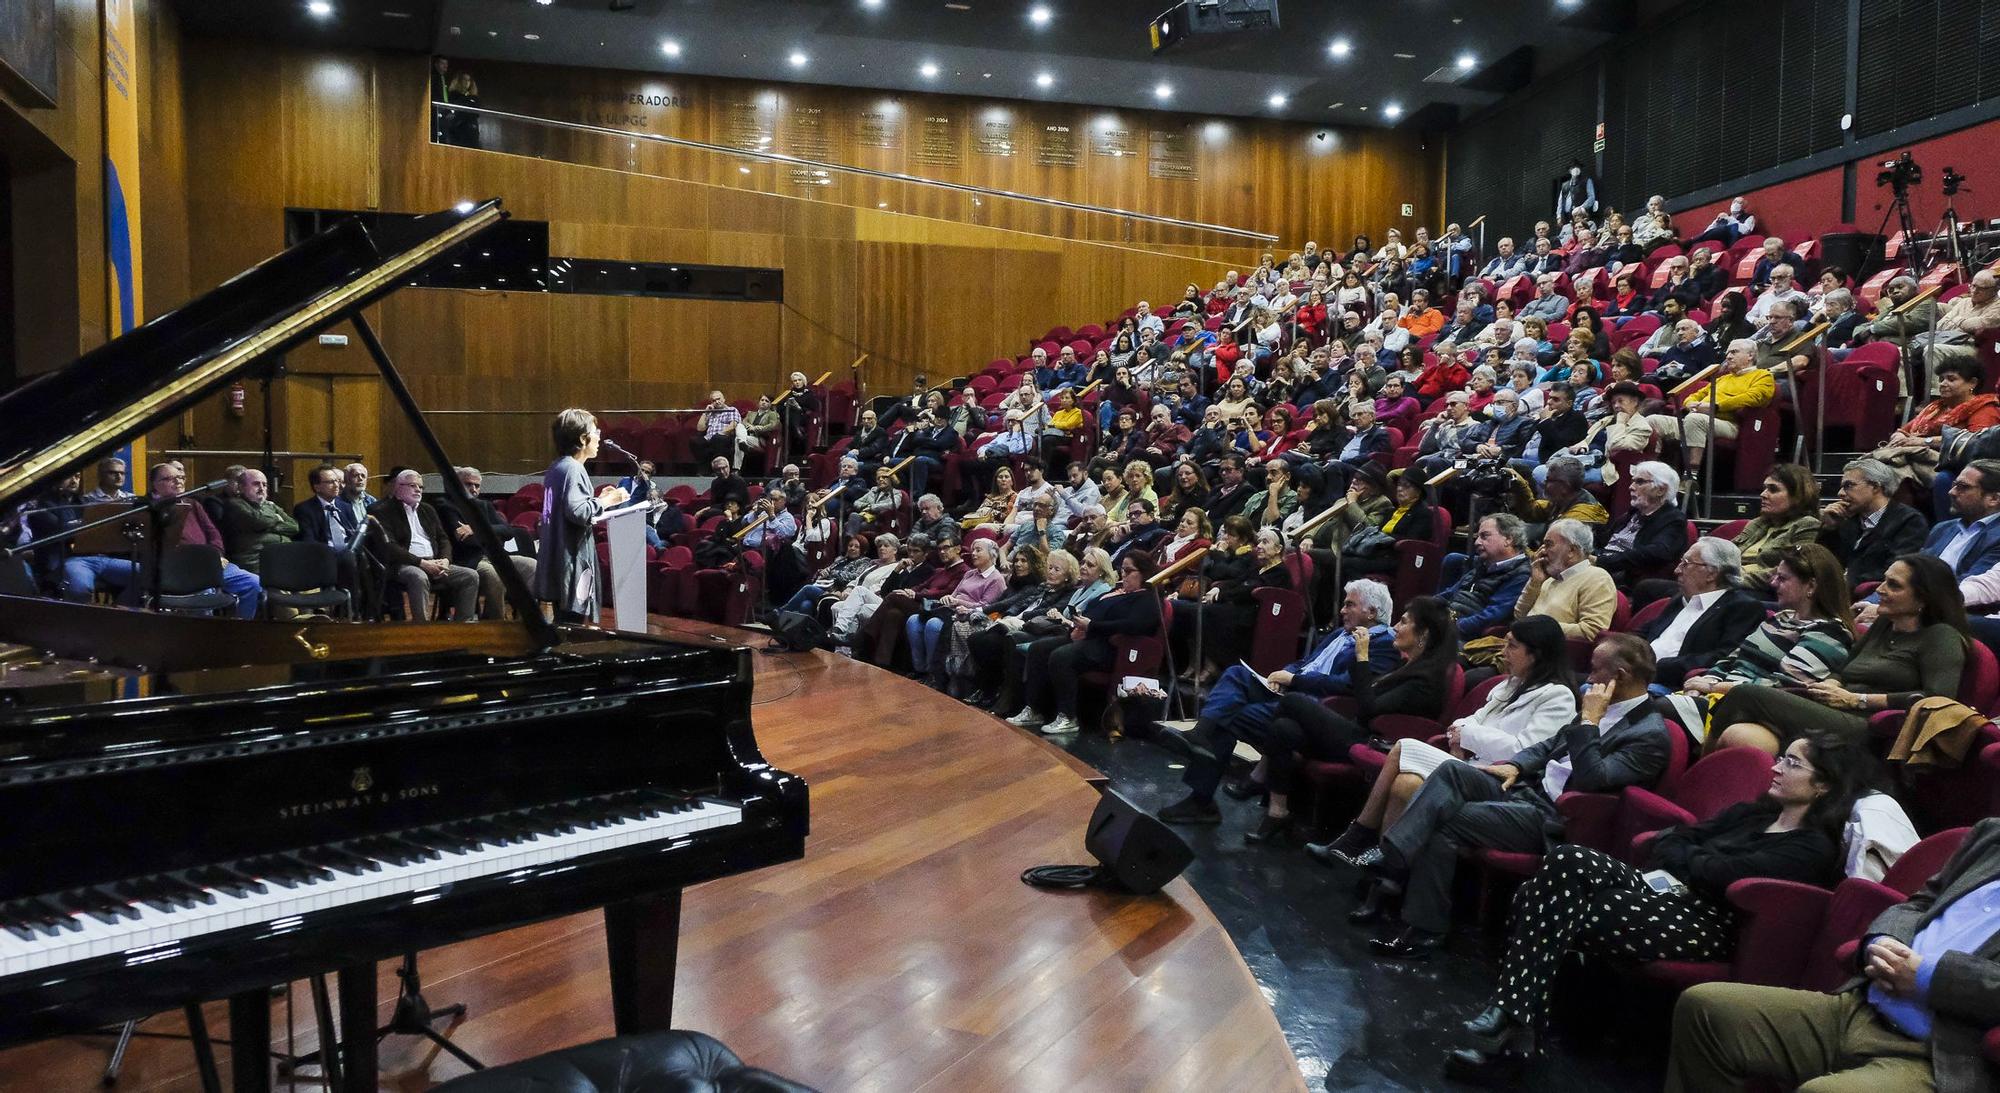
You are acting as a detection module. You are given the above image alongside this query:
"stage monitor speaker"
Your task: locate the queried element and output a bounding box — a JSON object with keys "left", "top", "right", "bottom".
{"left": 1084, "top": 786, "right": 1194, "bottom": 894}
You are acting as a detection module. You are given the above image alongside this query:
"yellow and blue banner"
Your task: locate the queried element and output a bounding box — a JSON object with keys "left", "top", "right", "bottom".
{"left": 101, "top": 0, "right": 143, "bottom": 470}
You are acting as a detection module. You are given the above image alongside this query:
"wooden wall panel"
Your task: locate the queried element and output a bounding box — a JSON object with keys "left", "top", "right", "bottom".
{"left": 138, "top": 38, "right": 1443, "bottom": 477}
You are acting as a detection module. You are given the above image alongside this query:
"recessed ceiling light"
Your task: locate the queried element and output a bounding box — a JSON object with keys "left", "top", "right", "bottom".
{"left": 861, "top": 0, "right": 883, "bottom": 7}
{"left": 982, "top": 72, "right": 992, "bottom": 78}
{"left": 1456, "top": 53, "right": 1476, "bottom": 70}
{"left": 523, "top": 32, "right": 540, "bottom": 40}
{"left": 661, "top": 39, "right": 681, "bottom": 57}
{"left": 1029, "top": 5, "right": 1052, "bottom": 26}
{"left": 1328, "top": 38, "right": 1351, "bottom": 58}
{"left": 534, "top": 0, "right": 552, "bottom": 5}
{"left": 1154, "top": 82, "right": 1173, "bottom": 100}
{"left": 306, "top": 0, "right": 333, "bottom": 16}
{"left": 1383, "top": 102, "right": 1404, "bottom": 119}
{"left": 1268, "top": 92, "right": 1287, "bottom": 108}
{"left": 1393, "top": 52, "right": 1416, "bottom": 59}
{"left": 1035, "top": 71, "right": 1054, "bottom": 88}
{"left": 788, "top": 50, "right": 809, "bottom": 67}
{"left": 1326, "top": 101, "right": 1344, "bottom": 109}
{"left": 919, "top": 61, "right": 939, "bottom": 78}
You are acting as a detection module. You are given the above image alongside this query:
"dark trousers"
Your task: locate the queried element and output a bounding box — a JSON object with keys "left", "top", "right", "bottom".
{"left": 861, "top": 595, "right": 922, "bottom": 666}
{"left": 967, "top": 625, "right": 1021, "bottom": 696}
{"left": 691, "top": 433, "right": 735, "bottom": 467}
{"left": 1247, "top": 692, "right": 1373, "bottom": 797}
{"left": 1022, "top": 636, "right": 1113, "bottom": 717}
{"left": 1380, "top": 761, "right": 1553, "bottom": 934}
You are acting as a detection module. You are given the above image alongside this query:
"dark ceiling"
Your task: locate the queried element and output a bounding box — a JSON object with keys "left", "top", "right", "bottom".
{"left": 174, "top": 0, "right": 1640, "bottom": 129}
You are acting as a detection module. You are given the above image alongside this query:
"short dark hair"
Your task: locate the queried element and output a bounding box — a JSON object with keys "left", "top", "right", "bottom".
{"left": 552, "top": 408, "right": 596, "bottom": 455}
{"left": 1019, "top": 454, "right": 1045, "bottom": 473}
{"left": 1938, "top": 359, "right": 1986, "bottom": 388}
{"left": 310, "top": 464, "right": 342, "bottom": 487}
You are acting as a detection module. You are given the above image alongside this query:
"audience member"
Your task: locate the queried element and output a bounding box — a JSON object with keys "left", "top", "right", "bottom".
{"left": 1711, "top": 554, "right": 1969, "bottom": 754}
{"left": 1445, "top": 730, "right": 1868, "bottom": 1080}
{"left": 1636, "top": 537, "right": 1765, "bottom": 689}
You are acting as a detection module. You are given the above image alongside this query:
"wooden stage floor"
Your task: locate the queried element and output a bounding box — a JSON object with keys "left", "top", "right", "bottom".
{"left": 0, "top": 616, "right": 1304, "bottom": 1092}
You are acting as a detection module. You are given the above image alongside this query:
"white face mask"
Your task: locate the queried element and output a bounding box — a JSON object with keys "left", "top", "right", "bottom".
{"left": 1490, "top": 403, "right": 1512, "bottom": 419}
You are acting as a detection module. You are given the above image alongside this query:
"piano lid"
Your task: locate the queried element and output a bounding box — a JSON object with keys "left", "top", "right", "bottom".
{"left": 0, "top": 201, "right": 508, "bottom": 507}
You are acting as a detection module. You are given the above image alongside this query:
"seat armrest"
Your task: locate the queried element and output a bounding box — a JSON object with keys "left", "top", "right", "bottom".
{"left": 1725, "top": 878, "right": 1834, "bottom": 987}
{"left": 1554, "top": 791, "right": 1620, "bottom": 852}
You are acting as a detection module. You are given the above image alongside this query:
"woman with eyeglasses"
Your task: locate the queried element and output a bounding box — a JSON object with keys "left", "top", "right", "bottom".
{"left": 1709, "top": 554, "right": 1969, "bottom": 755}
{"left": 1442, "top": 731, "right": 1869, "bottom": 1082}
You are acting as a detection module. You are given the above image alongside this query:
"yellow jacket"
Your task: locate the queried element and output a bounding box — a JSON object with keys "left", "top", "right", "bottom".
{"left": 1704, "top": 367, "right": 1775, "bottom": 419}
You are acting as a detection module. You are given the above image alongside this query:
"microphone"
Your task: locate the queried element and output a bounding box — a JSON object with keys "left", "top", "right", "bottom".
{"left": 600, "top": 437, "right": 635, "bottom": 459}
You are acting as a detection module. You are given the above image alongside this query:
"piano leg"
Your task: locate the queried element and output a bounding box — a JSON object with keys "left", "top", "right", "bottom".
{"left": 227, "top": 991, "right": 272, "bottom": 1093}
{"left": 604, "top": 889, "right": 682, "bottom": 1034}
{"left": 336, "top": 963, "right": 377, "bottom": 1093}
{"left": 183, "top": 1003, "right": 222, "bottom": 1093}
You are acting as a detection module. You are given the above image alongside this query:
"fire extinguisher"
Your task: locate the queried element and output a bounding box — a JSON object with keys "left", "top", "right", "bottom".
{"left": 227, "top": 381, "right": 247, "bottom": 417}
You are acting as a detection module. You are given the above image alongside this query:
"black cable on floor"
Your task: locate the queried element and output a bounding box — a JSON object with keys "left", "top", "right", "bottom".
{"left": 1021, "top": 864, "right": 1109, "bottom": 890}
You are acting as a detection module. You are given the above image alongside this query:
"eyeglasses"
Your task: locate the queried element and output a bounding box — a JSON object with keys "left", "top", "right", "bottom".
{"left": 1775, "top": 753, "right": 1813, "bottom": 773}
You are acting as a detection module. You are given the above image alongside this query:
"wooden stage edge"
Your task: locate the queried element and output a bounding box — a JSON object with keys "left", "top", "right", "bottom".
{"left": 0, "top": 615, "right": 1305, "bottom": 1093}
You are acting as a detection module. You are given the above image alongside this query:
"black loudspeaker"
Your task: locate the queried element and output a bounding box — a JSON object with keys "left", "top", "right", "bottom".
{"left": 1084, "top": 786, "right": 1194, "bottom": 894}
{"left": 1817, "top": 232, "right": 1884, "bottom": 279}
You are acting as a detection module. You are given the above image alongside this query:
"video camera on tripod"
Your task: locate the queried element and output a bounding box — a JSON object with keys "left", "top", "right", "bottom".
{"left": 1457, "top": 456, "right": 1515, "bottom": 498}
{"left": 1877, "top": 151, "right": 1923, "bottom": 193}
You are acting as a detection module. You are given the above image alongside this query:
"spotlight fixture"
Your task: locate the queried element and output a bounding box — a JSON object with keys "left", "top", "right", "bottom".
{"left": 306, "top": 0, "right": 333, "bottom": 16}
{"left": 1383, "top": 102, "right": 1404, "bottom": 119}
{"left": 661, "top": 39, "right": 681, "bottom": 57}
{"left": 1154, "top": 82, "right": 1173, "bottom": 100}
{"left": 1456, "top": 53, "right": 1476, "bottom": 70}
{"left": 523, "top": 32, "right": 540, "bottom": 39}
{"left": 788, "top": 50, "right": 808, "bottom": 67}
{"left": 862, "top": 0, "right": 883, "bottom": 7}
{"left": 1029, "top": 5, "right": 1052, "bottom": 26}
{"left": 1035, "top": 71, "right": 1054, "bottom": 88}
{"left": 1328, "top": 37, "right": 1351, "bottom": 58}
{"left": 1268, "top": 92, "right": 1287, "bottom": 108}
{"left": 919, "top": 61, "right": 939, "bottom": 78}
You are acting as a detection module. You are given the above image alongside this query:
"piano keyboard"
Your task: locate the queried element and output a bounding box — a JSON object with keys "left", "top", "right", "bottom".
{"left": 0, "top": 790, "right": 740, "bottom": 979}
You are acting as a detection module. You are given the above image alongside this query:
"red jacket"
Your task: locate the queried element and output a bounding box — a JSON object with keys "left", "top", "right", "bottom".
{"left": 1416, "top": 357, "right": 1470, "bottom": 399}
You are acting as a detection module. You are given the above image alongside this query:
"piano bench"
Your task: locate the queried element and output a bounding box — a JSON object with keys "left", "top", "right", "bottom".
{"left": 429, "top": 1030, "right": 820, "bottom": 1093}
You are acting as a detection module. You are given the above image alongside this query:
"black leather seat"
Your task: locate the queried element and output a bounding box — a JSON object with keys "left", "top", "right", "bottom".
{"left": 429, "top": 1031, "right": 819, "bottom": 1093}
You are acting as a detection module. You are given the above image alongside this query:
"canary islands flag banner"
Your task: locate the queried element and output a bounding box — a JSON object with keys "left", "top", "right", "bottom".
{"left": 102, "top": 0, "right": 143, "bottom": 469}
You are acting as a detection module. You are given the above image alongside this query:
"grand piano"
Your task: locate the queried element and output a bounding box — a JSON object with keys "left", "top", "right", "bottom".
{"left": 0, "top": 201, "right": 809, "bottom": 1091}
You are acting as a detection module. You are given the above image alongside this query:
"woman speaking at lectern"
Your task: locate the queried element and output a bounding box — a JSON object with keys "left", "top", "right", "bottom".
{"left": 538, "top": 408, "right": 628, "bottom": 624}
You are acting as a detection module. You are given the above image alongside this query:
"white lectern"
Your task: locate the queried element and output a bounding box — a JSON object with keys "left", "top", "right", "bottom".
{"left": 593, "top": 503, "right": 655, "bottom": 634}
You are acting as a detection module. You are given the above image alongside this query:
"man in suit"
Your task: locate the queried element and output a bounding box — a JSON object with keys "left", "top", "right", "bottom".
{"left": 1598, "top": 460, "right": 1691, "bottom": 583}
{"left": 440, "top": 465, "right": 538, "bottom": 621}
{"left": 293, "top": 463, "right": 368, "bottom": 612}
{"left": 1203, "top": 455, "right": 1255, "bottom": 523}
{"left": 1638, "top": 537, "right": 1768, "bottom": 688}
{"left": 1668, "top": 816, "right": 2000, "bottom": 1093}
{"left": 1922, "top": 459, "right": 2000, "bottom": 580}
{"left": 1348, "top": 634, "right": 1670, "bottom": 962}
{"left": 1508, "top": 383, "right": 1587, "bottom": 477}
{"left": 369, "top": 469, "right": 478, "bottom": 621}
{"left": 1820, "top": 457, "right": 1930, "bottom": 589}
